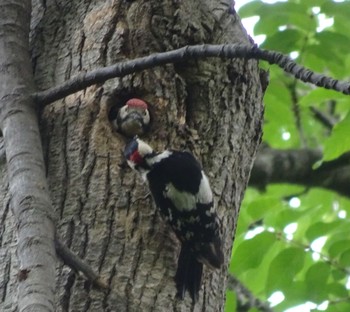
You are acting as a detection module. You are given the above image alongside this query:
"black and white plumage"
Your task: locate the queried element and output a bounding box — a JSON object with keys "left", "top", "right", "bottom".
{"left": 124, "top": 138, "right": 224, "bottom": 302}
{"left": 114, "top": 98, "right": 150, "bottom": 137}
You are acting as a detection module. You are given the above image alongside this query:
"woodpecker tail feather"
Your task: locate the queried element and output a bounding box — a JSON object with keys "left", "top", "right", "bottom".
{"left": 175, "top": 243, "right": 203, "bottom": 302}
{"left": 195, "top": 239, "right": 224, "bottom": 270}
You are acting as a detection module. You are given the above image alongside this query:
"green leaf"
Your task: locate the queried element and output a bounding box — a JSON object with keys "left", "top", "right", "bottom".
{"left": 238, "top": 1, "right": 264, "bottom": 18}
{"left": 261, "top": 29, "right": 304, "bottom": 53}
{"left": 233, "top": 0, "right": 350, "bottom": 309}
{"left": 315, "top": 31, "right": 350, "bottom": 55}
{"left": 333, "top": 15, "right": 350, "bottom": 38}
{"left": 321, "top": 1, "right": 350, "bottom": 18}
{"left": 231, "top": 232, "right": 276, "bottom": 274}
{"left": 224, "top": 289, "right": 236, "bottom": 312}
{"left": 266, "top": 247, "right": 305, "bottom": 293}
{"left": 327, "top": 240, "right": 350, "bottom": 259}
{"left": 323, "top": 112, "right": 350, "bottom": 161}
{"left": 326, "top": 282, "right": 348, "bottom": 298}
{"left": 331, "top": 269, "right": 346, "bottom": 282}
{"left": 302, "top": 49, "right": 329, "bottom": 73}
{"left": 273, "top": 281, "right": 308, "bottom": 312}
{"left": 326, "top": 302, "right": 350, "bottom": 312}
{"left": 306, "top": 221, "right": 342, "bottom": 242}
{"left": 268, "top": 208, "right": 305, "bottom": 230}
{"left": 339, "top": 249, "right": 350, "bottom": 268}
{"left": 246, "top": 196, "right": 280, "bottom": 220}
{"left": 304, "top": 262, "right": 330, "bottom": 302}
{"left": 299, "top": 88, "right": 348, "bottom": 107}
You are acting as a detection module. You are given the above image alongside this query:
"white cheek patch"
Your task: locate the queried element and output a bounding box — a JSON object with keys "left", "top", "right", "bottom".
{"left": 196, "top": 172, "right": 213, "bottom": 204}
{"left": 137, "top": 140, "right": 154, "bottom": 156}
{"left": 164, "top": 183, "right": 196, "bottom": 211}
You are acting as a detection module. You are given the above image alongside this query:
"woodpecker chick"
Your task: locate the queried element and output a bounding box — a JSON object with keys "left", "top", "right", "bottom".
{"left": 115, "top": 98, "right": 150, "bottom": 137}
{"left": 124, "top": 138, "right": 224, "bottom": 302}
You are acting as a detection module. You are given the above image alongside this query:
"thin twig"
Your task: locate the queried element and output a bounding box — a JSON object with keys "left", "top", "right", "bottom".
{"left": 289, "top": 32, "right": 310, "bottom": 148}
{"left": 289, "top": 80, "right": 307, "bottom": 147}
{"left": 34, "top": 44, "right": 350, "bottom": 106}
{"left": 276, "top": 230, "right": 350, "bottom": 275}
{"left": 55, "top": 238, "right": 109, "bottom": 289}
{"left": 310, "top": 106, "right": 337, "bottom": 129}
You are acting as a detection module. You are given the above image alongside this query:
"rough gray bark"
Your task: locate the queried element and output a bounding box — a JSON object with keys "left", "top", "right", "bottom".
{"left": 1, "top": 1, "right": 264, "bottom": 311}
{"left": 0, "top": 1, "right": 56, "bottom": 311}
{"left": 250, "top": 146, "right": 350, "bottom": 198}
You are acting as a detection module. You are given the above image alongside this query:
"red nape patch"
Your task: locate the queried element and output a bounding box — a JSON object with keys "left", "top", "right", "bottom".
{"left": 130, "top": 150, "right": 143, "bottom": 164}
{"left": 126, "top": 98, "right": 148, "bottom": 109}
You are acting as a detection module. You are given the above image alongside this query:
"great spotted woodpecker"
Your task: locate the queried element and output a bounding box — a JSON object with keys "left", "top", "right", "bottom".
{"left": 114, "top": 98, "right": 150, "bottom": 137}
{"left": 124, "top": 138, "right": 224, "bottom": 302}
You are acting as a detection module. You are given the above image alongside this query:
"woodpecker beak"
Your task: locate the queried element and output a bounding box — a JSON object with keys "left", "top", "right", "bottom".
{"left": 124, "top": 111, "right": 144, "bottom": 124}
{"left": 119, "top": 111, "right": 146, "bottom": 137}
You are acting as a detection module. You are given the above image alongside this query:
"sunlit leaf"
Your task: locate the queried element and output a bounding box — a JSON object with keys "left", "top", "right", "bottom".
{"left": 228, "top": 1, "right": 350, "bottom": 311}
{"left": 305, "top": 262, "right": 330, "bottom": 302}
{"left": 331, "top": 269, "right": 346, "bottom": 282}
{"left": 339, "top": 250, "right": 350, "bottom": 269}
{"left": 231, "top": 232, "right": 276, "bottom": 274}
{"left": 246, "top": 196, "right": 281, "bottom": 220}
{"left": 326, "top": 302, "right": 350, "bottom": 312}
{"left": 238, "top": 1, "right": 264, "bottom": 18}
{"left": 225, "top": 289, "right": 236, "bottom": 311}
{"left": 321, "top": 1, "right": 350, "bottom": 18}
{"left": 299, "top": 89, "right": 347, "bottom": 107}
{"left": 266, "top": 247, "right": 305, "bottom": 293}
{"left": 273, "top": 281, "right": 308, "bottom": 312}
{"left": 326, "top": 282, "right": 348, "bottom": 298}
{"left": 261, "top": 29, "right": 304, "bottom": 53}
{"left": 305, "top": 221, "right": 343, "bottom": 242}
{"left": 323, "top": 112, "right": 350, "bottom": 161}
{"left": 268, "top": 208, "right": 305, "bottom": 230}
{"left": 328, "top": 240, "right": 350, "bottom": 259}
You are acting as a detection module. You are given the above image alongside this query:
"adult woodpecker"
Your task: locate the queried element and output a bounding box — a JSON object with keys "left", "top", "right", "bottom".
{"left": 114, "top": 98, "right": 150, "bottom": 137}
{"left": 124, "top": 138, "right": 224, "bottom": 302}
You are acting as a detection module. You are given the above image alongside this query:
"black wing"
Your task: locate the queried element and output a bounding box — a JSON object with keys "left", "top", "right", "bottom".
{"left": 147, "top": 151, "right": 202, "bottom": 194}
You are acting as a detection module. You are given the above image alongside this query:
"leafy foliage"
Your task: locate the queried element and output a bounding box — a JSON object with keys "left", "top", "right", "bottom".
{"left": 226, "top": 0, "right": 350, "bottom": 311}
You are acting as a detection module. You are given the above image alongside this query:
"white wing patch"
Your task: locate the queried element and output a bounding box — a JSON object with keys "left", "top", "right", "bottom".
{"left": 196, "top": 172, "right": 213, "bottom": 204}
{"left": 164, "top": 183, "right": 196, "bottom": 211}
{"left": 164, "top": 171, "right": 213, "bottom": 211}
{"left": 147, "top": 150, "right": 172, "bottom": 166}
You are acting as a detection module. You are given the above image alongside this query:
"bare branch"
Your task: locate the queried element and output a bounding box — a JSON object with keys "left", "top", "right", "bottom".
{"left": 310, "top": 106, "right": 337, "bottom": 129}
{"left": 55, "top": 238, "right": 109, "bottom": 289}
{"left": 250, "top": 146, "right": 350, "bottom": 198}
{"left": 34, "top": 44, "right": 350, "bottom": 106}
{"left": 289, "top": 80, "right": 307, "bottom": 147}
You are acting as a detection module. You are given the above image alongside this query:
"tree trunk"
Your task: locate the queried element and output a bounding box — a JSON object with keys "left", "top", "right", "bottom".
{"left": 1, "top": 0, "right": 264, "bottom": 311}
{"left": 0, "top": 1, "right": 56, "bottom": 311}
